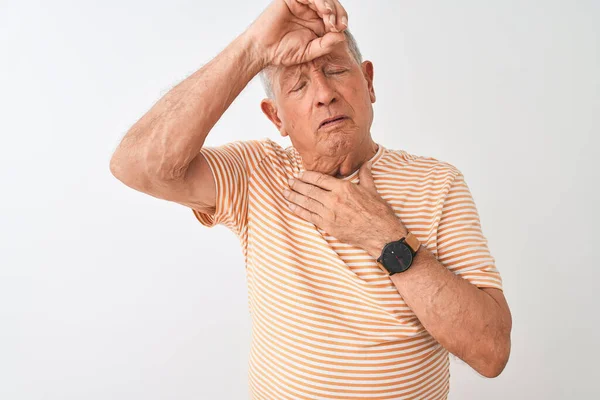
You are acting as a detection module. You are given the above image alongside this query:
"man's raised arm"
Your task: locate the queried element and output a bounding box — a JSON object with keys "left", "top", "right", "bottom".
{"left": 108, "top": 27, "right": 265, "bottom": 196}
{"left": 109, "top": 0, "right": 349, "bottom": 212}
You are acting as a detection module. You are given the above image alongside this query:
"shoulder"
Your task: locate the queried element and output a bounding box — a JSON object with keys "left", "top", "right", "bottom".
{"left": 206, "top": 137, "right": 298, "bottom": 176}
{"left": 381, "top": 146, "right": 461, "bottom": 180}
{"left": 258, "top": 137, "right": 303, "bottom": 169}
{"left": 200, "top": 137, "right": 279, "bottom": 168}
{"left": 228, "top": 137, "right": 288, "bottom": 159}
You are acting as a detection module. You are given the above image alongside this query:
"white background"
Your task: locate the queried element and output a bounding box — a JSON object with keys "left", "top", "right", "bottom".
{"left": 1, "top": 0, "right": 599, "bottom": 398}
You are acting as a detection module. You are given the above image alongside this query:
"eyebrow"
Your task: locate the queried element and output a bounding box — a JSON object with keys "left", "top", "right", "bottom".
{"left": 278, "top": 55, "right": 350, "bottom": 87}
{"left": 279, "top": 68, "right": 299, "bottom": 85}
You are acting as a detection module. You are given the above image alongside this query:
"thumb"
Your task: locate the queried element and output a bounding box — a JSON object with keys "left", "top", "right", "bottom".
{"left": 358, "top": 161, "right": 376, "bottom": 191}
{"left": 305, "top": 32, "right": 346, "bottom": 61}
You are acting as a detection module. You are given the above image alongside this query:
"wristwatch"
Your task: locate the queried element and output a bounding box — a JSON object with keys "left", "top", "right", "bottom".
{"left": 376, "top": 232, "right": 421, "bottom": 276}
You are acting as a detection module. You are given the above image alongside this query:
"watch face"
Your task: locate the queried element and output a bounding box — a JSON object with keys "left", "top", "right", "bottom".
{"left": 381, "top": 240, "right": 413, "bottom": 274}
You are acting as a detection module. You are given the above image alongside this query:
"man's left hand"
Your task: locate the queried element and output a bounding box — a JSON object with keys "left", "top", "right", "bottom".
{"left": 283, "top": 161, "right": 407, "bottom": 258}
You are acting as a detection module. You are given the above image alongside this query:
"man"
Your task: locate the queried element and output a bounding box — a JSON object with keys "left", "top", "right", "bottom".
{"left": 110, "top": 0, "right": 512, "bottom": 398}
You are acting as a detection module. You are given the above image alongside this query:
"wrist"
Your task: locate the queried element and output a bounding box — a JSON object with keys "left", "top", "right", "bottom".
{"left": 239, "top": 27, "right": 269, "bottom": 73}
{"left": 243, "top": 22, "right": 271, "bottom": 70}
{"left": 365, "top": 226, "right": 408, "bottom": 259}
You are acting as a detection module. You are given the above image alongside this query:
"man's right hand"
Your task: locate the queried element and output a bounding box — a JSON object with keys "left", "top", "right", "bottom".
{"left": 248, "top": 0, "right": 349, "bottom": 68}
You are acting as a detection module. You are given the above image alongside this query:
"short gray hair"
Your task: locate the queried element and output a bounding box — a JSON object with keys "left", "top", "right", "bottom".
{"left": 259, "top": 28, "right": 363, "bottom": 100}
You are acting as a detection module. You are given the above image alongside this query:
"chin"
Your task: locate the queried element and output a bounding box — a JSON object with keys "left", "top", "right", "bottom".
{"left": 318, "top": 133, "right": 355, "bottom": 157}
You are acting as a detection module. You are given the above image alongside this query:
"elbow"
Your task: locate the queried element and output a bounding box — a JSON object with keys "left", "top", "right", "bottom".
{"left": 478, "top": 351, "right": 510, "bottom": 378}
{"left": 109, "top": 153, "right": 143, "bottom": 188}
{"left": 109, "top": 153, "right": 135, "bottom": 183}
{"left": 110, "top": 152, "right": 185, "bottom": 183}
{"left": 109, "top": 153, "right": 186, "bottom": 196}
{"left": 476, "top": 331, "right": 512, "bottom": 378}
{"left": 109, "top": 155, "right": 122, "bottom": 180}
{"left": 477, "top": 292, "right": 513, "bottom": 378}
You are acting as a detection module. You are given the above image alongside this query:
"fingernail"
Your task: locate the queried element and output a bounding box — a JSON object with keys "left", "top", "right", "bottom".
{"left": 341, "top": 16, "right": 348, "bottom": 27}
{"left": 330, "top": 14, "right": 336, "bottom": 27}
{"left": 325, "top": 2, "right": 333, "bottom": 12}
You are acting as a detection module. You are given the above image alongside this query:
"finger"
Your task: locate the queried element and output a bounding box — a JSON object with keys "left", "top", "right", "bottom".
{"left": 321, "top": 0, "right": 346, "bottom": 33}
{"left": 284, "top": 187, "right": 325, "bottom": 214}
{"left": 297, "top": 0, "right": 337, "bottom": 32}
{"left": 296, "top": 169, "right": 343, "bottom": 191}
{"left": 327, "top": 0, "right": 348, "bottom": 32}
{"left": 304, "top": 32, "right": 346, "bottom": 62}
{"left": 321, "top": 0, "right": 338, "bottom": 32}
{"left": 295, "top": 0, "right": 329, "bottom": 17}
{"left": 321, "top": 0, "right": 335, "bottom": 14}
{"left": 288, "top": 177, "right": 328, "bottom": 204}
{"left": 287, "top": 200, "right": 323, "bottom": 226}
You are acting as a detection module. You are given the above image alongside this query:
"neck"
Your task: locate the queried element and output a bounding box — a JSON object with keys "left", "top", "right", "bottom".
{"left": 298, "top": 137, "right": 379, "bottom": 178}
{"left": 334, "top": 140, "right": 379, "bottom": 178}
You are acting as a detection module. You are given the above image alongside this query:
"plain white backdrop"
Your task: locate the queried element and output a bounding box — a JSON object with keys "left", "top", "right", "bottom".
{"left": 1, "top": 0, "right": 599, "bottom": 398}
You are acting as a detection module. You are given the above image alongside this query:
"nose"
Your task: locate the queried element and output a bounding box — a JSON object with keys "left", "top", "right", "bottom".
{"left": 313, "top": 73, "right": 337, "bottom": 107}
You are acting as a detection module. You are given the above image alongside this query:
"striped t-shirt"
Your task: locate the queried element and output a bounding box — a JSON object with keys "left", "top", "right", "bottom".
{"left": 192, "top": 137, "right": 502, "bottom": 400}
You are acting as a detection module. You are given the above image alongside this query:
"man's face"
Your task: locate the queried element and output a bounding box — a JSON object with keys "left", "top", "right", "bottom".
{"left": 260, "top": 41, "right": 376, "bottom": 174}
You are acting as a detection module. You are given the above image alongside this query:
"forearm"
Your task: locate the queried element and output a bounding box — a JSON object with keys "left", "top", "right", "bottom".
{"left": 110, "top": 28, "right": 266, "bottom": 181}
{"left": 364, "top": 227, "right": 511, "bottom": 378}
{"left": 393, "top": 246, "right": 510, "bottom": 377}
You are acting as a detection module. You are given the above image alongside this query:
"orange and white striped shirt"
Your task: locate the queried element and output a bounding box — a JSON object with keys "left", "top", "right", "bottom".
{"left": 192, "top": 137, "right": 502, "bottom": 400}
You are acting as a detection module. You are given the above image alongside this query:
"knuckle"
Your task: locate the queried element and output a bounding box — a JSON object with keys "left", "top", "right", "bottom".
{"left": 329, "top": 209, "right": 337, "bottom": 223}
{"left": 299, "top": 195, "right": 309, "bottom": 207}
{"left": 315, "top": 174, "right": 325, "bottom": 186}
{"left": 311, "top": 198, "right": 321, "bottom": 210}
{"left": 316, "top": 214, "right": 324, "bottom": 225}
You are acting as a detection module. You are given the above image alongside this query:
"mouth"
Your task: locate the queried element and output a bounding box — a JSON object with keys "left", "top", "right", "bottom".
{"left": 319, "top": 115, "right": 348, "bottom": 129}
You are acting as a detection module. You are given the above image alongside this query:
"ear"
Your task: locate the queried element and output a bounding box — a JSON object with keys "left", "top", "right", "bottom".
{"left": 260, "top": 98, "right": 288, "bottom": 137}
{"left": 361, "top": 60, "right": 376, "bottom": 103}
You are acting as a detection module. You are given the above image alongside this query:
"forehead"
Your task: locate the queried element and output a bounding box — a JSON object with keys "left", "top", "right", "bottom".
{"left": 277, "top": 48, "right": 354, "bottom": 85}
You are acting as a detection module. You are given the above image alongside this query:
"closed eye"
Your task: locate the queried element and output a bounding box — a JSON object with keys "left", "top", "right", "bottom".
{"left": 291, "top": 70, "right": 346, "bottom": 92}
{"left": 292, "top": 82, "right": 306, "bottom": 92}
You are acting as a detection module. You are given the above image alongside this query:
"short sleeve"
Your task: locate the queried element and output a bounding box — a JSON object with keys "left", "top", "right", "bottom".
{"left": 436, "top": 171, "right": 503, "bottom": 291}
{"left": 191, "top": 139, "right": 267, "bottom": 236}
